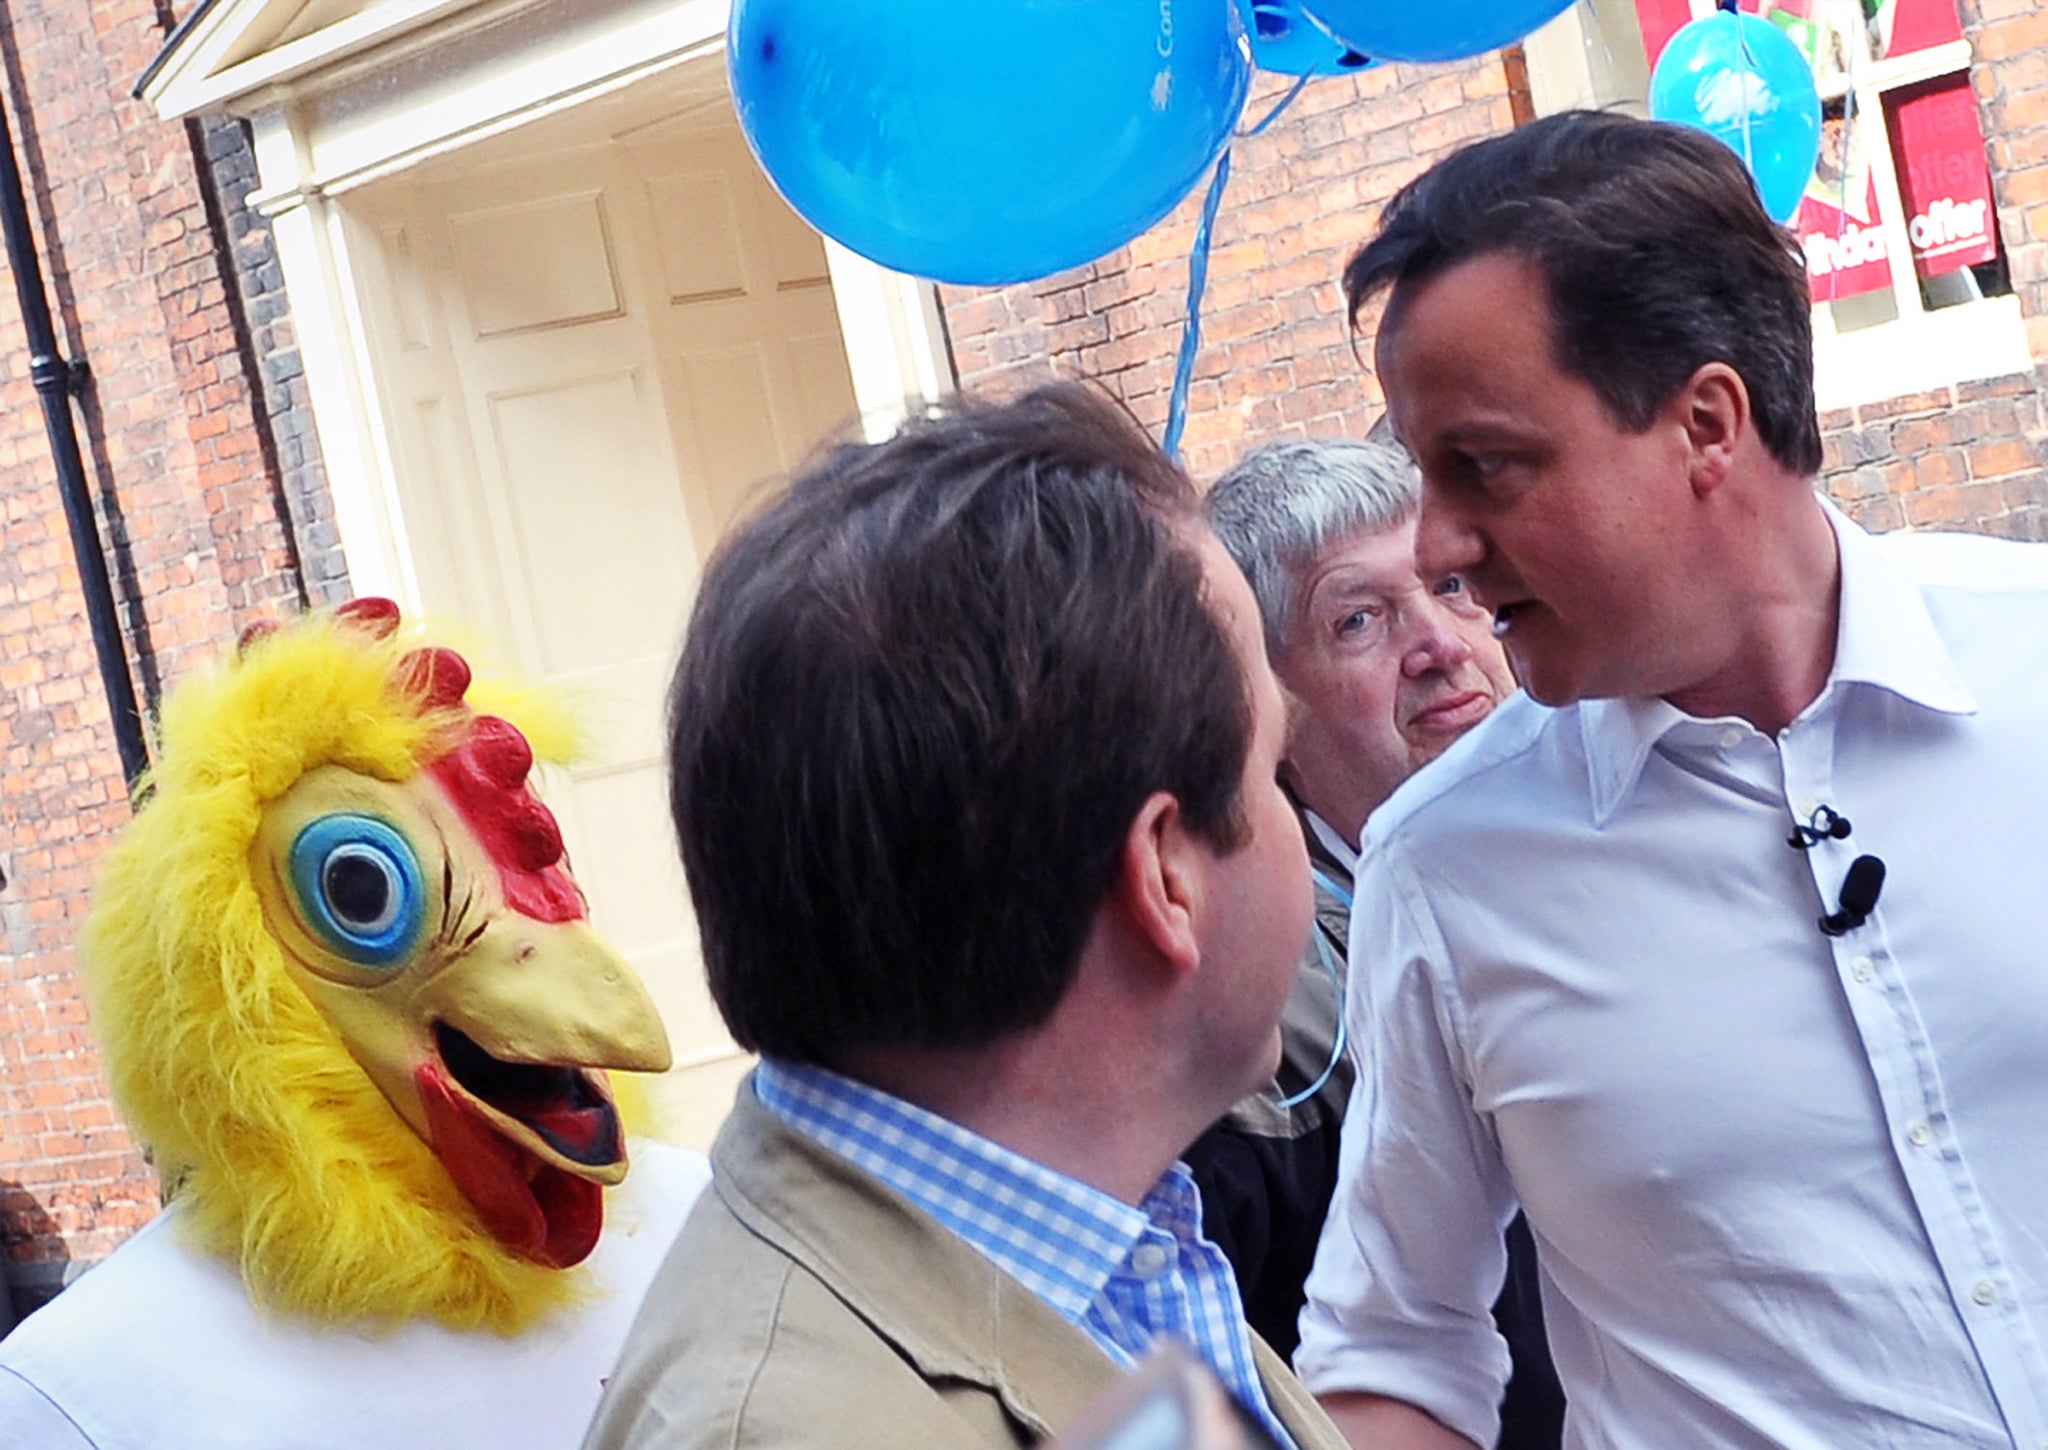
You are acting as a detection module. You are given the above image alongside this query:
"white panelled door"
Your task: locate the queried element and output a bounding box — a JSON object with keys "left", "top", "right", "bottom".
{"left": 349, "top": 92, "right": 860, "bottom": 1147}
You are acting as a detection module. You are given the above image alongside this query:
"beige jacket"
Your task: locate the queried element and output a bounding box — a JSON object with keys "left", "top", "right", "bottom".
{"left": 584, "top": 1081, "right": 1350, "bottom": 1450}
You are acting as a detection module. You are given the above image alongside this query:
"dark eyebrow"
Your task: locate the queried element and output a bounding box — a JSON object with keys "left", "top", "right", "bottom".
{"left": 1435, "top": 419, "right": 1543, "bottom": 452}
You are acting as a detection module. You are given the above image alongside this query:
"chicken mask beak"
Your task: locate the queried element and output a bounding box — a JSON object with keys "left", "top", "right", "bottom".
{"left": 253, "top": 763, "right": 673, "bottom": 1268}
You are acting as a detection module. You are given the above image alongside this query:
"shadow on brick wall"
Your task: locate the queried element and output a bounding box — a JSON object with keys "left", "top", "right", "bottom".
{"left": 0, "top": 1180, "right": 68, "bottom": 1333}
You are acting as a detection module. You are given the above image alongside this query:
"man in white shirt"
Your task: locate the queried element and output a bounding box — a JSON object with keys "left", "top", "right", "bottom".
{"left": 1297, "top": 109, "right": 2048, "bottom": 1450}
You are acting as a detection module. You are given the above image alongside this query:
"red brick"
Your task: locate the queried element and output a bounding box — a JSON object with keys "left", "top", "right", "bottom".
{"left": 1967, "top": 438, "right": 2039, "bottom": 479}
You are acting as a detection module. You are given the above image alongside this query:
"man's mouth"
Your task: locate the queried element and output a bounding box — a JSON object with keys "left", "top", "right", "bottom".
{"left": 415, "top": 1023, "right": 628, "bottom": 1267}
{"left": 1492, "top": 600, "right": 1535, "bottom": 638}
{"left": 1407, "top": 689, "right": 1495, "bottom": 736}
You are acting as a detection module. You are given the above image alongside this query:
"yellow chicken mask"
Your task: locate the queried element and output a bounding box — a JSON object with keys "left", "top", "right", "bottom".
{"left": 82, "top": 598, "right": 673, "bottom": 1331}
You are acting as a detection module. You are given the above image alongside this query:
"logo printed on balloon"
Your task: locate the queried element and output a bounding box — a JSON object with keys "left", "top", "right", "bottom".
{"left": 1648, "top": 7, "right": 1823, "bottom": 225}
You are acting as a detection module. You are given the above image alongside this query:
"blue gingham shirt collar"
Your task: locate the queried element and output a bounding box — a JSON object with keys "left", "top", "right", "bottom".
{"left": 756, "top": 1057, "right": 1146, "bottom": 1319}
{"left": 754, "top": 1059, "right": 1296, "bottom": 1448}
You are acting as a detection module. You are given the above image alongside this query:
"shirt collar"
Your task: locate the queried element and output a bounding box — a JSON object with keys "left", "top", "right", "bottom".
{"left": 1823, "top": 500, "right": 1976, "bottom": 717}
{"left": 1581, "top": 501, "right": 1976, "bottom": 825}
{"left": 753, "top": 1059, "right": 1154, "bottom": 1324}
{"left": 1581, "top": 694, "right": 1690, "bottom": 826}
{"left": 1303, "top": 807, "right": 1360, "bottom": 878}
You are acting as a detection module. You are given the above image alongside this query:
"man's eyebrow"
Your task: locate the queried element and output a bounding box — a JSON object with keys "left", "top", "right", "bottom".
{"left": 1306, "top": 575, "right": 1406, "bottom": 606}
{"left": 1433, "top": 417, "right": 1540, "bottom": 450}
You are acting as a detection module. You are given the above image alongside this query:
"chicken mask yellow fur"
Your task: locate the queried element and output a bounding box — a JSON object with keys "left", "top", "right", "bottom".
{"left": 82, "top": 600, "right": 671, "bottom": 1333}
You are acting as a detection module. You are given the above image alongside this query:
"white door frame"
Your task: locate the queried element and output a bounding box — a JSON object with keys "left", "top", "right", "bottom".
{"left": 144, "top": 0, "right": 953, "bottom": 604}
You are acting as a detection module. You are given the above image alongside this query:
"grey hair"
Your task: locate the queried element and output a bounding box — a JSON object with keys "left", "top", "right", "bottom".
{"left": 1204, "top": 436, "right": 1421, "bottom": 657}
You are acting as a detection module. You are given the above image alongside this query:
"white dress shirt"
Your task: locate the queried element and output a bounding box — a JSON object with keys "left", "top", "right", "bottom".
{"left": 1298, "top": 509, "right": 2048, "bottom": 1449}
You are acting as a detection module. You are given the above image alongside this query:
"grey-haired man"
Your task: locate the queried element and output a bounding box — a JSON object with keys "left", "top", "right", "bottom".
{"left": 1189, "top": 437, "right": 1556, "bottom": 1449}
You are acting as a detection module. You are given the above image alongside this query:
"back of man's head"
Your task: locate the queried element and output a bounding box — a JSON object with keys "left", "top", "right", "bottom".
{"left": 669, "top": 384, "right": 1251, "bottom": 1067}
{"left": 1345, "top": 109, "right": 1821, "bottom": 477}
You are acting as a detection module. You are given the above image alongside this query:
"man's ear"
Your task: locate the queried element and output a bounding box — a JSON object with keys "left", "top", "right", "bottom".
{"left": 1676, "top": 362, "right": 1748, "bottom": 498}
{"left": 1113, "top": 791, "right": 1203, "bottom": 978}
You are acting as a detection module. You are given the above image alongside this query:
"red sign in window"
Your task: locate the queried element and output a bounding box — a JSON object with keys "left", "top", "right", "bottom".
{"left": 1887, "top": 74, "right": 1998, "bottom": 279}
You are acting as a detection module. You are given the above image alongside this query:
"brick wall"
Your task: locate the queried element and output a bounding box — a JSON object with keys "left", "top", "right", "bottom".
{"left": 942, "top": 19, "right": 2048, "bottom": 532}
{"left": 1820, "top": 378, "right": 2048, "bottom": 540}
{"left": 0, "top": 1, "right": 321, "bottom": 1314}
{"left": 197, "top": 111, "right": 349, "bottom": 604}
{"left": 942, "top": 55, "right": 1528, "bottom": 482}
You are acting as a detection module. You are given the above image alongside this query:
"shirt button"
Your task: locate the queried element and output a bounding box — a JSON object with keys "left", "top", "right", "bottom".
{"left": 1130, "top": 1243, "right": 1170, "bottom": 1278}
{"left": 1972, "top": 1280, "right": 1998, "bottom": 1306}
{"left": 1795, "top": 795, "right": 1818, "bottom": 817}
{"left": 1850, "top": 956, "right": 1874, "bottom": 983}
{"left": 1907, "top": 1120, "right": 1932, "bottom": 1148}
{"left": 1717, "top": 726, "right": 1743, "bottom": 749}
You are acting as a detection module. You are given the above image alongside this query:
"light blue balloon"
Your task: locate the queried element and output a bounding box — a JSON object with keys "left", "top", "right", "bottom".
{"left": 1296, "top": 0, "right": 1575, "bottom": 63}
{"left": 1234, "top": 0, "right": 1373, "bottom": 77}
{"left": 1649, "top": 10, "right": 1823, "bottom": 224}
{"left": 727, "top": 0, "right": 1251, "bottom": 286}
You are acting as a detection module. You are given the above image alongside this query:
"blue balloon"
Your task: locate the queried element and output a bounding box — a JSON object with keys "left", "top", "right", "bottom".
{"left": 1296, "top": 0, "right": 1575, "bottom": 63}
{"left": 1648, "top": 9, "right": 1823, "bottom": 224}
{"left": 1234, "top": 0, "right": 1374, "bottom": 77}
{"left": 727, "top": 0, "right": 1251, "bottom": 286}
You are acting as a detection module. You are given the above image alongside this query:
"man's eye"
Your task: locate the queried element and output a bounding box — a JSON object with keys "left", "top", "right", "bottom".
{"left": 1444, "top": 449, "right": 1511, "bottom": 488}
{"left": 1434, "top": 576, "right": 1466, "bottom": 598}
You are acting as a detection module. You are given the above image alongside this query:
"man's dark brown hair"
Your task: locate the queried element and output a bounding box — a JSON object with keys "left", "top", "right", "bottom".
{"left": 1345, "top": 110, "right": 1823, "bottom": 477}
{"left": 668, "top": 383, "right": 1252, "bottom": 1066}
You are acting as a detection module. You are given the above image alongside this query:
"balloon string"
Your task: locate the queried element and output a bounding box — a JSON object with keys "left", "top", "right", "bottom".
{"left": 1164, "top": 77, "right": 1308, "bottom": 461}
{"left": 1731, "top": 3, "right": 1756, "bottom": 174}
{"left": 1241, "top": 72, "right": 1312, "bottom": 138}
{"left": 1274, "top": 921, "right": 1350, "bottom": 1111}
{"left": 1831, "top": 0, "right": 1860, "bottom": 306}
{"left": 1163, "top": 149, "right": 1230, "bottom": 461}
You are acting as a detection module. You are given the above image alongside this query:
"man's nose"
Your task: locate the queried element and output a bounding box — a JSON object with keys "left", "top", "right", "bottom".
{"left": 1402, "top": 597, "right": 1477, "bottom": 677}
{"left": 1414, "top": 488, "right": 1483, "bottom": 582}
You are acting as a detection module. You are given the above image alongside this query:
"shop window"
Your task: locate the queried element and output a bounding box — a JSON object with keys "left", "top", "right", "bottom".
{"left": 1523, "top": 0, "right": 2029, "bottom": 411}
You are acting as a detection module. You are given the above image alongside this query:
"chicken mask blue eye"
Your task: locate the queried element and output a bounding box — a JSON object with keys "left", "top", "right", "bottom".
{"left": 289, "top": 814, "right": 426, "bottom": 966}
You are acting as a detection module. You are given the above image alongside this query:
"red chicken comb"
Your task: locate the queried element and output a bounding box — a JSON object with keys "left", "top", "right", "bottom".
{"left": 319, "top": 598, "right": 586, "bottom": 925}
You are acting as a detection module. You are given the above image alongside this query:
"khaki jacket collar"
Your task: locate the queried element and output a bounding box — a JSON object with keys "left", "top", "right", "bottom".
{"left": 713, "top": 1080, "right": 1347, "bottom": 1448}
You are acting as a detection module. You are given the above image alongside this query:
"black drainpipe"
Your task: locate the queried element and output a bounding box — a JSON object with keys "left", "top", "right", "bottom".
{"left": 0, "top": 88, "right": 149, "bottom": 787}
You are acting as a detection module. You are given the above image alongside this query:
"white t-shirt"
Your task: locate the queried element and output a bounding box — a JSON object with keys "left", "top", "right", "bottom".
{"left": 1299, "top": 512, "right": 2048, "bottom": 1448}
{"left": 0, "top": 1139, "right": 709, "bottom": 1449}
